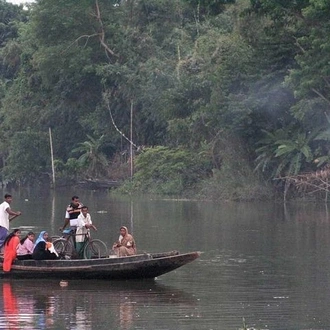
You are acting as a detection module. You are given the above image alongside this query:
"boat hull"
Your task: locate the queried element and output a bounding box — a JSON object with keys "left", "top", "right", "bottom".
{"left": 0, "top": 251, "right": 200, "bottom": 280}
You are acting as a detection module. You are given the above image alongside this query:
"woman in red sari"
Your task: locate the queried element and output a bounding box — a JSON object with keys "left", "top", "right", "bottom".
{"left": 112, "top": 226, "right": 137, "bottom": 257}
{"left": 3, "top": 228, "right": 21, "bottom": 272}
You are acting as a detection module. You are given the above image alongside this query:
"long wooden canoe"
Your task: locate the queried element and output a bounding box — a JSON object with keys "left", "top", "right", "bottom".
{"left": 0, "top": 251, "right": 200, "bottom": 280}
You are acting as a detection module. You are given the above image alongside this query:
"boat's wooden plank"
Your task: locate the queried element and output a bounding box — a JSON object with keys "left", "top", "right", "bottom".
{"left": 0, "top": 251, "right": 201, "bottom": 280}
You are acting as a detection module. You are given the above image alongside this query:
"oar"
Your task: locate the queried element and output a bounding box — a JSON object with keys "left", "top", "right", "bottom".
{"left": 9, "top": 213, "right": 21, "bottom": 222}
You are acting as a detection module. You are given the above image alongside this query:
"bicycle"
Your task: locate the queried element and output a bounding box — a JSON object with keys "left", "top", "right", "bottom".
{"left": 53, "top": 229, "right": 108, "bottom": 259}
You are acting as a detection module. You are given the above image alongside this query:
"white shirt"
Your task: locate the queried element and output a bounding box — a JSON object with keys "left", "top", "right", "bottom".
{"left": 0, "top": 201, "right": 10, "bottom": 230}
{"left": 76, "top": 213, "right": 92, "bottom": 243}
{"left": 64, "top": 210, "right": 79, "bottom": 227}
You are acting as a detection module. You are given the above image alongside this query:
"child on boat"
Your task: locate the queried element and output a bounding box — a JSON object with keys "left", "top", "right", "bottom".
{"left": 17, "top": 231, "right": 35, "bottom": 260}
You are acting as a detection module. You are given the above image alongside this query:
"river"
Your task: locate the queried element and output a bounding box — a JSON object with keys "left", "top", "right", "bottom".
{"left": 0, "top": 187, "right": 330, "bottom": 329}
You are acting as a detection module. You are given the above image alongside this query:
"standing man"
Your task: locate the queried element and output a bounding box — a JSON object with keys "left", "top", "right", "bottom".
{"left": 60, "top": 195, "right": 83, "bottom": 232}
{"left": 60, "top": 196, "right": 83, "bottom": 248}
{"left": 0, "top": 194, "right": 21, "bottom": 250}
{"left": 76, "top": 206, "right": 97, "bottom": 257}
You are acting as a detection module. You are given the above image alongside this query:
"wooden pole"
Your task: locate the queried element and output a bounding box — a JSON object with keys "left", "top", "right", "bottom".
{"left": 130, "top": 101, "right": 133, "bottom": 179}
{"left": 326, "top": 178, "right": 328, "bottom": 203}
{"left": 130, "top": 199, "right": 134, "bottom": 234}
{"left": 49, "top": 127, "right": 56, "bottom": 188}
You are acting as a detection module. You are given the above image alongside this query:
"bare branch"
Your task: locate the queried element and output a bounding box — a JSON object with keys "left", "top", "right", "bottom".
{"left": 277, "top": 165, "right": 330, "bottom": 197}
{"left": 64, "top": 34, "right": 99, "bottom": 53}
{"left": 311, "top": 88, "right": 330, "bottom": 107}
{"left": 94, "top": 0, "right": 118, "bottom": 58}
{"left": 322, "top": 76, "right": 330, "bottom": 89}
{"left": 293, "top": 36, "right": 306, "bottom": 54}
{"left": 103, "top": 93, "right": 138, "bottom": 149}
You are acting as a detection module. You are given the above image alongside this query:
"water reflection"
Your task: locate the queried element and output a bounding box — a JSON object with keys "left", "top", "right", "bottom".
{"left": 5, "top": 188, "right": 330, "bottom": 328}
{"left": 0, "top": 280, "right": 197, "bottom": 330}
{"left": 2, "top": 282, "right": 54, "bottom": 329}
{"left": 2, "top": 283, "right": 19, "bottom": 329}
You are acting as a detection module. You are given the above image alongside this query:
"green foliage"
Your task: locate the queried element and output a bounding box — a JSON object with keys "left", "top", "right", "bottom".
{"left": 0, "top": 3, "right": 27, "bottom": 139}
{"left": 184, "top": 0, "right": 236, "bottom": 16}
{"left": 54, "top": 158, "right": 82, "bottom": 181}
{"left": 162, "top": 8, "right": 255, "bottom": 148}
{"left": 199, "top": 135, "right": 272, "bottom": 201}
{"left": 255, "top": 127, "right": 319, "bottom": 177}
{"left": 285, "top": 0, "right": 330, "bottom": 121}
{"left": 3, "top": 130, "right": 50, "bottom": 184}
{"left": 71, "top": 135, "right": 109, "bottom": 178}
{"left": 123, "top": 146, "right": 212, "bottom": 195}
{"left": 0, "top": 0, "right": 330, "bottom": 200}
{"left": 248, "top": 0, "right": 310, "bottom": 20}
{"left": 0, "top": 1, "right": 28, "bottom": 157}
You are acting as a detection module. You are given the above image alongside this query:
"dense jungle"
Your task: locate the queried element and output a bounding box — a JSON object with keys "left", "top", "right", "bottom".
{"left": 0, "top": 0, "right": 329, "bottom": 201}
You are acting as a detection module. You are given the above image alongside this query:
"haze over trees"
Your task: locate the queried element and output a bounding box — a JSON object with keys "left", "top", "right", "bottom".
{"left": 0, "top": 0, "right": 330, "bottom": 201}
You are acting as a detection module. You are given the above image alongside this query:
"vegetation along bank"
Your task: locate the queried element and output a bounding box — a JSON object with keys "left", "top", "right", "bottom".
{"left": 0, "top": 0, "right": 329, "bottom": 201}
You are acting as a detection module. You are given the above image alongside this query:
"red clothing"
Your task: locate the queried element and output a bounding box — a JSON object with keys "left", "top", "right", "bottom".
{"left": 3, "top": 236, "right": 20, "bottom": 272}
{"left": 3, "top": 282, "right": 19, "bottom": 329}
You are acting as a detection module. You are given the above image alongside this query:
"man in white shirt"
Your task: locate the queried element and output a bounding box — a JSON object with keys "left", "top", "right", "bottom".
{"left": 0, "top": 194, "right": 21, "bottom": 250}
{"left": 76, "top": 206, "right": 96, "bottom": 256}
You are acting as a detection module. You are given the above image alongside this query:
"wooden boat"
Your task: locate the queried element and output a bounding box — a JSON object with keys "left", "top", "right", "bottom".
{"left": 0, "top": 250, "right": 200, "bottom": 280}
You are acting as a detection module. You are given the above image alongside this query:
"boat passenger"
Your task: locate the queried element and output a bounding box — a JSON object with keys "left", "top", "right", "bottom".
{"left": 32, "top": 231, "right": 59, "bottom": 260}
{"left": 17, "top": 231, "right": 35, "bottom": 260}
{"left": 59, "top": 196, "right": 83, "bottom": 248}
{"left": 60, "top": 196, "right": 83, "bottom": 232}
{"left": 112, "top": 226, "right": 136, "bottom": 257}
{"left": 0, "top": 194, "right": 21, "bottom": 251}
{"left": 3, "top": 228, "right": 21, "bottom": 272}
{"left": 76, "top": 206, "right": 97, "bottom": 257}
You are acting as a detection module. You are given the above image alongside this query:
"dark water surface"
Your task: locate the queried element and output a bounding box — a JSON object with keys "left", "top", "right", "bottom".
{"left": 1, "top": 188, "right": 330, "bottom": 329}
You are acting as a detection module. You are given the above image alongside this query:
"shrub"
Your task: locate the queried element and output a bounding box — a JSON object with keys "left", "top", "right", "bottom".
{"left": 121, "top": 146, "right": 212, "bottom": 195}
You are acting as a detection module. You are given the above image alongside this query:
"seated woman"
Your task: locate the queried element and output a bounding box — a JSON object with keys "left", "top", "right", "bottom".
{"left": 3, "top": 228, "right": 21, "bottom": 272}
{"left": 112, "top": 226, "right": 136, "bottom": 257}
{"left": 32, "top": 231, "right": 58, "bottom": 260}
{"left": 17, "top": 231, "right": 35, "bottom": 260}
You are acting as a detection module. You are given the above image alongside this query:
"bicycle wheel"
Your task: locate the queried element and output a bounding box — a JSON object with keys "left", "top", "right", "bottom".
{"left": 51, "top": 235, "right": 61, "bottom": 242}
{"left": 53, "top": 238, "right": 74, "bottom": 258}
{"left": 83, "top": 239, "right": 108, "bottom": 259}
